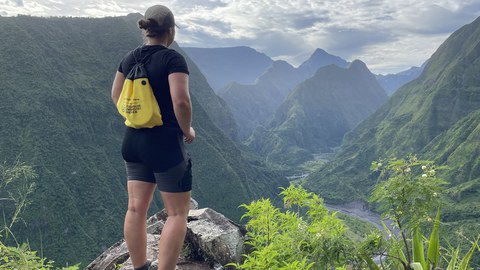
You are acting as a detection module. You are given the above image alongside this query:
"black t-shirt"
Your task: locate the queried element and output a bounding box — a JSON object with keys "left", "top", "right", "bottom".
{"left": 118, "top": 45, "right": 189, "bottom": 129}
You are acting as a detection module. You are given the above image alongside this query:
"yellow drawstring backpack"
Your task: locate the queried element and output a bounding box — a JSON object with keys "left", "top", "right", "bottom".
{"left": 117, "top": 48, "right": 163, "bottom": 128}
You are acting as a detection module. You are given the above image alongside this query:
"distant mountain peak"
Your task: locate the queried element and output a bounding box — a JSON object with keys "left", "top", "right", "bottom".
{"left": 272, "top": 59, "right": 292, "bottom": 66}
{"left": 348, "top": 59, "right": 368, "bottom": 71}
{"left": 267, "top": 60, "right": 295, "bottom": 71}
{"left": 298, "top": 48, "right": 349, "bottom": 76}
{"left": 126, "top": 12, "right": 142, "bottom": 17}
{"left": 311, "top": 48, "right": 329, "bottom": 56}
{"left": 306, "top": 48, "right": 340, "bottom": 62}
{"left": 314, "top": 64, "right": 343, "bottom": 74}
{"left": 375, "top": 59, "right": 427, "bottom": 95}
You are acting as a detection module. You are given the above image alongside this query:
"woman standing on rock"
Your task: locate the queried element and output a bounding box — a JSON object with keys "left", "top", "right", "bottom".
{"left": 111, "top": 4, "right": 195, "bottom": 270}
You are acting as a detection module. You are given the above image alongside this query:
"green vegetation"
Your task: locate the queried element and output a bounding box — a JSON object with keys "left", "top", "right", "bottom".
{"left": 304, "top": 16, "right": 480, "bottom": 253}
{"left": 368, "top": 156, "right": 479, "bottom": 269}
{"left": 247, "top": 60, "right": 387, "bottom": 167}
{"left": 227, "top": 185, "right": 357, "bottom": 269}
{"left": 2, "top": 11, "right": 479, "bottom": 268}
{"left": 230, "top": 157, "right": 479, "bottom": 269}
{"left": 370, "top": 155, "right": 447, "bottom": 231}
{"left": 335, "top": 213, "right": 378, "bottom": 243}
{"left": 298, "top": 159, "right": 327, "bottom": 174}
{"left": 1, "top": 161, "right": 37, "bottom": 243}
{"left": 0, "top": 15, "right": 287, "bottom": 266}
{"left": 0, "top": 161, "right": 79, "bottom": 270}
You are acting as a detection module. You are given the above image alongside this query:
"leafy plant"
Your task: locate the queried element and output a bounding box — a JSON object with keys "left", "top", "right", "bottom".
{"left": 0, "top": 160, "right": 79, "bottom": 270}
{"left": 369, "top": 155, "right": 478, "bottom": 269}
{"left": 443, "top": 235, "right": 479, "bottom": 270}
{"left": 228, "top": 185, "right": 354, "bottom": 269}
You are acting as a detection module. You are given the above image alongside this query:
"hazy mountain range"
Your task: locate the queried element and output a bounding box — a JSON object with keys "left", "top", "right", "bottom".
{"left": 186, "top": 46, "right": 423, "bottom": 143}
{"left": 182, "top": 46, "right": 273, "bottom": 92}
{"left": 217, "top": 49, "right": 348, "bottom": 140}
{"left": 247, "top": 60, "right": 388, "bottom": 165}
{"left": 376, "top": 61, "right": 428, "bottom": 95}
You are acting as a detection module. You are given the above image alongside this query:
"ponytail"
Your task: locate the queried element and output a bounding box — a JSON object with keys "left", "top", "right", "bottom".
{"left": 138, "top": 18, "right": 169, "bottom": 37}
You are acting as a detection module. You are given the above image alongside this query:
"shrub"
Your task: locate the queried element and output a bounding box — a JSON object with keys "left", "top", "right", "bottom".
{"left": 228, "top": 185, "right": 355, "bottom": 269}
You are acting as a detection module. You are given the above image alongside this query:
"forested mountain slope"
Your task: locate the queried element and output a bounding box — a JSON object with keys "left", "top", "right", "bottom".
{"left": 0, "top": 15, "right": 286, "bottom": 267}
{"left": 305, "top": 16, "right": 480, "bottom": 236}
{"left": 247, "top": 60, "right": 387, "bottom": 166}
{"left": 218, "top": 60, "right": 303, "bottom": 140}
{"left": 219, "top": 49, "right": 349, "bottom": 140}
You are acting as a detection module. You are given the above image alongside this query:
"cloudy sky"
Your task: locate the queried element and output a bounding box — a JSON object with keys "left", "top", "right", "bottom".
{"left": 2, "top": 0, "right": 480, "bottom": 74}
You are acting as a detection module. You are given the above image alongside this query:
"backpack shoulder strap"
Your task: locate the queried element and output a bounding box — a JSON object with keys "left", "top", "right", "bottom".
{"left": 133, "top": 46, "right": 163, "bottom": 65}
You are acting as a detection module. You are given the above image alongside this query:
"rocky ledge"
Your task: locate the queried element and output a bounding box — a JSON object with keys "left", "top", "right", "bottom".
{"left": 86, "top": 202, "right": 246, "bottom": 270}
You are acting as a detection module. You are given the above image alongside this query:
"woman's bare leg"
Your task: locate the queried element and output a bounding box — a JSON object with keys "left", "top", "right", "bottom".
{"left": 124, "top": 180, "right": 156, "bottom": 268}
{"left": 157, "top": 191, "right": 191, "bottom": 270}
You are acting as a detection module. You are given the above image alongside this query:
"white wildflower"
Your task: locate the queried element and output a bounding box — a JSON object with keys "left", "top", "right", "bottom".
{"left": 421, "top": 165, "right": 427, "bottom": 170}
{"left": 405, "top": 167, "right": 411, "bottom": 173}
{"left": 422, "top": 174, "right": 428, "bottom": 178}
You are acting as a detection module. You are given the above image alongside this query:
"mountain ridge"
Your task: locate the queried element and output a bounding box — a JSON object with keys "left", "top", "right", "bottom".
{"left": 247, "top": 59, "right": 388, "bottom": 166}
{"left": 182, "top": 46, "right": 273, "bottom": 91}
{"left": 219, "top": 49, "right": 351, "bottom": 140}
{"left": 376, "top": 61, "right": 427, "bottom": 95}
{"left": 303, "top": 15, "right": 480, "bottom": 228}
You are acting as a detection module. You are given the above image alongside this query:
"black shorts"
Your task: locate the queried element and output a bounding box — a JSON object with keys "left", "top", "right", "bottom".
{"left": 121, "top": 126, "right": 192, "bottom": 192}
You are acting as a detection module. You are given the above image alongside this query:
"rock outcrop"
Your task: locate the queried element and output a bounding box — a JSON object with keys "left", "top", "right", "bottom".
{"left": 86, "top": 203, "right": 245, "bottom": 270}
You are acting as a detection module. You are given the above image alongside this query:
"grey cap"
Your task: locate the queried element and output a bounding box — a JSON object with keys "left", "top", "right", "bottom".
{"left": 144, "top": 5, "right": 176, "bottom": 29}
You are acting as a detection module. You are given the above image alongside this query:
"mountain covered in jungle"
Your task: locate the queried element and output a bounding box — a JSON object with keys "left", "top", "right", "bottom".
{"left": 304, "top": 15, "right": 480, "bottom": 238}
{"left": 2, "top": 10, "right": 480, "bottom": 269}
{"left": 0, "top": 14, "right": 287, "bottom": 267}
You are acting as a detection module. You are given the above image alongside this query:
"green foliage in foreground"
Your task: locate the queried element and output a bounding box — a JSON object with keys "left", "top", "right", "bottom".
{"left": 0, "top": 161, "right": 79, "bottom": 270}
{"left": 0, "top": 242, "right": 79, "bottom": 270}
{"left": 369, "top": 156, "right": 478, "bottom": 270}
{"left": 227, "top": 185, "right": 379, "bottom": 269}
{"left": 230, "top": 156, "right": 479, "bottom": 270}
{"left": 0, "top": 161, "right": 37, "bottom": 236}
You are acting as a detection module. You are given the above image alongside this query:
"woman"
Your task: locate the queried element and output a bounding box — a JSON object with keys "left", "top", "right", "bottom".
{"left": 111, "top": 5, "right": 195, "bottom": 270}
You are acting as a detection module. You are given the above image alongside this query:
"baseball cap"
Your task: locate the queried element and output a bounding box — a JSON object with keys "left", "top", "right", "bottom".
{"left": 144, "top": 5, "right": 178, "bottom": 29}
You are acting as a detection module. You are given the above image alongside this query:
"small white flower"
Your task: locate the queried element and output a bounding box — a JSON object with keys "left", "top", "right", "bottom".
{"left": 422, "top": 174, "right": 428, "bottom": 178}
{"left": 433, "top": 192, "right": 438, "bottom": 197}
{"left": 377, "top": 163, "right": 382, "bottom": 167}
{"left": 421, "top": 165, "right": 427, "bottom": 170}
{"left": 405, "top": 167, "right": 411, "bottom": 173}
{"left": 429, "top": 169, "right": 436, "bottom": 174}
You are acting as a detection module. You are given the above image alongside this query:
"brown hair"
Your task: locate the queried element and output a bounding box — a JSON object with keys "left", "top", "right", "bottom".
{"left": 138, "top": 18, "right": 170, "bottom": 38}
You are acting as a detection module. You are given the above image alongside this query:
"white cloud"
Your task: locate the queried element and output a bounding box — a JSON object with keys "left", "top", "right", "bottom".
{"left": 1, "top": 0, "right": 480, "bottom": 73}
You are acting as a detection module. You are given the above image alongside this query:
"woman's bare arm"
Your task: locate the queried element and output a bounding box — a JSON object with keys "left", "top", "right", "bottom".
{"left": 169, "top": 72, "right": 195, "bottom": 143}
{"left": 111, "top": 71, "right": 125, "bottom": 105}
